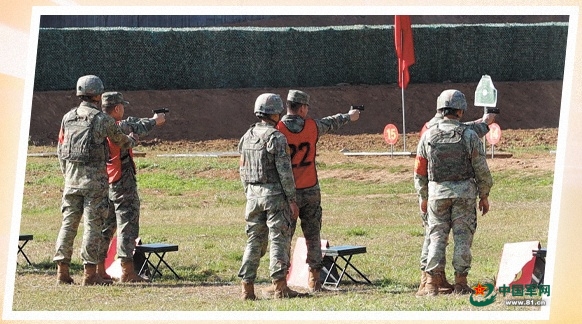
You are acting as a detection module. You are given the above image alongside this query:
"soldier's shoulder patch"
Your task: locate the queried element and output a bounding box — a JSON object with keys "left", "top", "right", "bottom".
{"left": 414, "top": 155, "right": 428, "bottom": 176}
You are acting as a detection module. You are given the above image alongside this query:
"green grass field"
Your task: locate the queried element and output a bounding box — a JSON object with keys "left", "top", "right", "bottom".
{"left": 11, "top": 139, "right": 554, "bottom": 314}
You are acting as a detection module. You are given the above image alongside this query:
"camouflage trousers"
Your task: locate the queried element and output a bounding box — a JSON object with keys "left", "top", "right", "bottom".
{"left": 425, "top": 198, "right": 477, "bottom": 275}
{"left": 419, "top": 212, "right": 448, "bottom": 271}
{"left": 54, "top": 186, "right": 109, "bottom": 264}
{"left": 100, "top": 168, "right": 141, "bottom": 262}
{"left": 290, "top": 185, "right": 323, "bottom": 270}
{"left": 419, "top": 212, "right": 430, "bottom": 270}
{"left": 238, "top": 193, "right": 292, "bottom": 282}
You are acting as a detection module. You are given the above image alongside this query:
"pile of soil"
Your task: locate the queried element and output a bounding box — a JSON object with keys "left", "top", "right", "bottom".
{"left": 29, "top": 80, "right": 562, "bottom": 148}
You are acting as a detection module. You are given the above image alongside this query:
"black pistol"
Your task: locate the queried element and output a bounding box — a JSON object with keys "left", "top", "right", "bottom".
{"left": 153, "top": 108, "right": 170, "bottom": 114}
{"left": 351, "top": 105, "right": 365, "bottom": 111}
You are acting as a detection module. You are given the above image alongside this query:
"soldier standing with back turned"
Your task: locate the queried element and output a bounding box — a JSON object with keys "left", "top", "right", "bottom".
{"left": 54, "top": 75, "right": 137, "bottom": 286}
{"left": 415, "top": 105, "right": 496, "bottom": 296}
{"left": 414, "top": 89, "right": 493, "bottom": 296}
{"left": 238, "top": 93, "right": 305, "bottom": 300}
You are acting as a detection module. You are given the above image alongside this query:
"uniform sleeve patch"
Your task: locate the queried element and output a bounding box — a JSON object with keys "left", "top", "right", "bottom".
{"left": 414, "top": 155, "right": 428, "bottom": 176}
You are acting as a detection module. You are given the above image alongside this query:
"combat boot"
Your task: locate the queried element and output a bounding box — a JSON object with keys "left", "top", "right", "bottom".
{"left": 438, "top": 271, "right": 454, "bottom": 294}
{"left": 82, "top": 264, "right": 112, "bottom": 286}
{"left": 273, "top": 278, "right": 308, "bottom": 299}
{"left": 261, "top": 268, "right": 291, "bottom": 297}
{"left": 453, "top": 272, "right": 474, "bottom": 295}
{"left": 308, "top": 268, "right": 323, "bottom": 292}
{"left": 97, "top": 261, "right": 113, "bottom": 281}
{"left": 56, "top": 261, "right": 74, "bottom": 285}
{"left": 414, "top": 271, "right": 427, "bottom": 297}
{"left": 120, "top": 261, "right": 149, "bottom": 283}
{"left": 241, "top": 281, "right": 257, "bottom": 300}
{"left": 419, "top": 271, "right": 442, "bottom": 297}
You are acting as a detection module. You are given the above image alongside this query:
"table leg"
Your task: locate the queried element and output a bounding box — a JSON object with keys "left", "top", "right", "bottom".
{"left": 339, "top": 255, "right": 372, "bottom": 284}
{"left": 18, "top": 241, "right": 33, "bottom": 266}
{"left": 153, "top": 252, "right": 181, "bottom": 279}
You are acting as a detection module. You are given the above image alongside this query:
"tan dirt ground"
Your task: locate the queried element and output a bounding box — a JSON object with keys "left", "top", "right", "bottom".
{"left": 29, "top": 80, "right": 562, "bottom": 147}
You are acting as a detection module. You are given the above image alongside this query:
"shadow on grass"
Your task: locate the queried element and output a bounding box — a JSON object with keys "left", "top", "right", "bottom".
{"left": 16, "top": 262, "right": 417, "bottom": 296}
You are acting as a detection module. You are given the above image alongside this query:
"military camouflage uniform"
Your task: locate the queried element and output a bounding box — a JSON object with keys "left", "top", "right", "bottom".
{"left": 415, "top": 119, "right": 492, "bottom": 276}
{"left": 278, "top": 113, "right": 351, "bottom": 270}
{"left": 54, "top": 101, "right": 135, "bottom": 265}
{"left": 100, "top": 117, "right": 157, "bottom": 262}
{"left": 237, "top": 122, "right": 297, "bottom": 282}
{"left": 418, "top": 114, "right": 490, "bottom": 272}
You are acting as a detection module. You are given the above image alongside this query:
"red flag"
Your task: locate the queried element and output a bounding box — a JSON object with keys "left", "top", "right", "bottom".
{"left": 394, "top": 15, "right": 415, "bottom": 89}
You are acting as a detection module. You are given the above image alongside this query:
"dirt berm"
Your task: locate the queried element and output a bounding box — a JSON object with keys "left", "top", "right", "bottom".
{"left": 29, "top": 80, "right": 562, "bottom": 146}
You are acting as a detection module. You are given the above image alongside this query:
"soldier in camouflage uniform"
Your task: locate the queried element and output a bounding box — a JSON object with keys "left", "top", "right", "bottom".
{"left": 99, "top": 92, "right": 166, "bottom": 283}
{"left": 415, "top": 108, "right": 496, "bottom": 296}
{"left": 276, "top": 90, "right": 360, "bottom": 292}
{"left": 54, "top": 75, "right": 137, "bottom": 286}
{"left": 414, "top": 89, "right": 493, "bottom": 296}
{"left": 238, "top": 93, "right": 305, "bottom": 300}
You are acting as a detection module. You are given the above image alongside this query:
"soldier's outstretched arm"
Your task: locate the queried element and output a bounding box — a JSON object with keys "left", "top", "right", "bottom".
{"left": 119, "top": 116, "right": 158, "bottom": 137}
{"left": 464, "top": 122, "right": 489, "bottom": 138}
{"left": 316, "top": 111, "right": 352, "bottom": 136}
{"left": 480, "top": 113, "right": 496, "bottom": 125}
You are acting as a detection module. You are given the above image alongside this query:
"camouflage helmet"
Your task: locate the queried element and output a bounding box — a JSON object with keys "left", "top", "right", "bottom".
{"left": 254, "top": 93, "right": 284, "bottom": 115}
{"left": 436, "top": 89, "right": 467, "bottom": 111}
{"left": 76, "top": 75, "right": 104, "bottom": 96}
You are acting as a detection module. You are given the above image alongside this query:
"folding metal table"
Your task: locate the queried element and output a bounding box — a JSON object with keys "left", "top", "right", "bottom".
{"left": 135, "top": 243, "right": 180, "bottom": 280}
{"left": 18, "top": 234, "right": 34, "bottom": 266}
{"left": 321, "top": 245, "right": 372, "bottom": 288}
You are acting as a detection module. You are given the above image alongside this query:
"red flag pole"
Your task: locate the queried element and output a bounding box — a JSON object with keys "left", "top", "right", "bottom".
{"left": 394, "top": 15, "right": 415, "bottom": 152}
{"left": 400, "top": 28, "right": 407, "bottom": 152}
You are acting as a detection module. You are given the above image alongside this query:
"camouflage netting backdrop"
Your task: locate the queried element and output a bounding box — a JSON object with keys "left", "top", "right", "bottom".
{"left": 34, "top": 23, "right": 567, "bottom": 91}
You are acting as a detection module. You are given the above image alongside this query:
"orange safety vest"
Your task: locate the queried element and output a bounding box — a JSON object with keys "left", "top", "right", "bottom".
{"left": 277, "top": 119, "right": 318, "bottom": 189}
{"left": 106, "top": 138, "right": 134, "bottom": 184}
